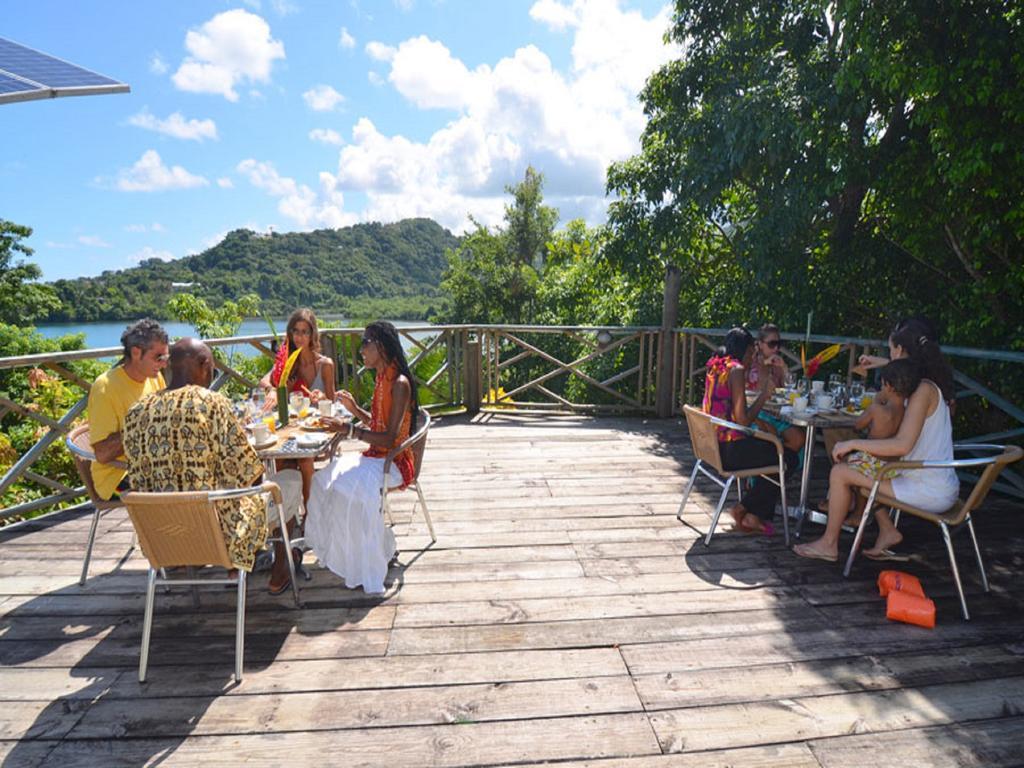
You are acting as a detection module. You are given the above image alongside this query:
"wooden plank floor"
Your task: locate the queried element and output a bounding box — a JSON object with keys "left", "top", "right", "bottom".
{"left": 1, "top": 413, "right": 1023, "bottom": 767}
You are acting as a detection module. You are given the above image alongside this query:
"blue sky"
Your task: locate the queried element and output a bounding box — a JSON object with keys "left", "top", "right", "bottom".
{"left": 2, "top": 0, "right": 674, "bottom": 281}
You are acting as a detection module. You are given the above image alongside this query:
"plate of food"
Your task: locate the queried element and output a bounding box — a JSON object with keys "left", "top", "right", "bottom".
{"left": 842, "top": 405, "right": 864, "bottom": 417}
{"left": 298, "top": 416, "right": 326, "bottom": 431}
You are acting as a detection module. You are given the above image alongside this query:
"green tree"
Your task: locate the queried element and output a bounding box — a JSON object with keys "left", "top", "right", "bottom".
{"left": 606, "top": 0, "right": 1024, "bottom": 346}
{"left": 0, "top": 220, "right": 61, "bottom": 325}
{"left": 505, "top": 165, "right": 558, "bottom": 269}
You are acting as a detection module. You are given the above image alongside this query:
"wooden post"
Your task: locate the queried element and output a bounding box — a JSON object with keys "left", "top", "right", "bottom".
{"left": 656, "top": 264, "right": 682, "bottom": 418}
{"left": 464, "top": 338, "right": 481, "bottom": 415}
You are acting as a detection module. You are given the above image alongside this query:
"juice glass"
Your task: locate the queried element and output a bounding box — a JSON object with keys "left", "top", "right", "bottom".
{"left": 263, "top": 415, "right": 277, "bottom": 433}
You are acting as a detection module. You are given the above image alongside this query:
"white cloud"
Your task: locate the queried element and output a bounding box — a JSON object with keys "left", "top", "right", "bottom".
{"left": 529, "top": 0, "right": 580, "bottom": 30}
{"left": 149, "top": 53, "right": 168, "bottom": 75}
{"left": 339, "top": 27, "right": 356, "bottom": 49}
{"left": 110, "top": 150, "right": 209, "bottom": 192}
{"left": 324, "top": 1, "right": 676, "bottom": 231}
{"left": 127, "top": 109, "right": 218, "bottom": 141}
{"left": 171, "top": 9, "right": 285, "bottom": 101}
{"left": 368, "top": 71, "right": 385, "bottom": 87}
{"left": 302, "top": 84, "right": 345, "bottom": 111}
{"left": 129, "top": 246, "right": 175, "bottom": 264}
{"left": 365, "top": 41, "right": 397, "bottom": 63}
{"left": 78, "top": 235, "right": 111, "bottom": 248}
{"left": 394, "top": 0, "right": 415, "bottom": 10}
{"left": 124, "top": 223, "right": 166, "bottom": 233}
{"left": 217, "top": 177, "right": 235, "bottom": 188}
{"left": 309, "top": 128, "right": 344, "bottom": 146}
{"left": 237, "top": 158, "right": 357, "bottom": 229}
{"left": 271, "top": 0, "right": 298, "bottom": 15}
{"left": 45, "top": 241, "right": 73, "bottom": 249}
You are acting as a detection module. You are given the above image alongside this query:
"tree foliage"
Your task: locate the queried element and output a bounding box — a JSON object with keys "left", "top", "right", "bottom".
{"left": 0, "top": 220, "right": 61, "bottom": 325}
{"left": 607, "top": 0, "right": 1024, "bottom": 346}
{"left": 44, "top": 219, "right": 459, "bottom": 323}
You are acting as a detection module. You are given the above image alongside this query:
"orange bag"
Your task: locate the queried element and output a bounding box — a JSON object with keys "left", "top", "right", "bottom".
{"left": 886, "top": 590, "right": 936, "bottom": 628}
{"left": 877, "top": 570, "right": 925, "bottom": 598}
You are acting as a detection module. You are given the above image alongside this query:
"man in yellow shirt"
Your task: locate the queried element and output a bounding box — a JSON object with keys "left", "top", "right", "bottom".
{"left": 87, "top": 319, "right": 169, "bottom": 500}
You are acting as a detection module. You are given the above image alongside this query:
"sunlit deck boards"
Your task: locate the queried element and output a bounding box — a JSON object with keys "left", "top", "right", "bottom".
{"left": 1, "top": 413, "right": 1023, "bottom": 767}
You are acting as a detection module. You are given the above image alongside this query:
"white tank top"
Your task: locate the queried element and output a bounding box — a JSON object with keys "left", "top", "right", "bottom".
{"left": 890, "top": 380, "right": 959, "bottom": 513}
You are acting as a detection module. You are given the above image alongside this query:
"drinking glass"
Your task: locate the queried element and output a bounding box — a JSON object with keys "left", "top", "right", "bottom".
{"left": 850, "top": 381, "right": 865, "bottom": 405}
{"left": 828, "top": 373, "right": 842, "bottom": 393}
{"left": 797, "top": 378, "right": 810, "bottom": 396}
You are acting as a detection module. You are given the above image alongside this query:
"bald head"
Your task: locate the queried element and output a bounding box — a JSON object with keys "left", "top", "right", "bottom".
{"left": 167, "top": 337, "right": 214, "bottom": 389}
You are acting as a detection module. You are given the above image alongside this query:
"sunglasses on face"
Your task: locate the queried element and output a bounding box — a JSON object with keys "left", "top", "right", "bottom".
{"left": 153, "top": 354, "right": 170, "bottom": 362}
{"left": 359, "top": 337, "right": 375, "bottom": 348}
{"left": 762, "top": 339, "right": 782, "bottom": 349}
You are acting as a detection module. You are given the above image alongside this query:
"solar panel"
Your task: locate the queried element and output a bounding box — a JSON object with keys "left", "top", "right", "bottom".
{"left": 0, "top": 37, "right": 129, "bottom": 105}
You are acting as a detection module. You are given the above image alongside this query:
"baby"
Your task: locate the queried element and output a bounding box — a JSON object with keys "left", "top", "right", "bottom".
{"left": 846, "top": 358, "right": 922, "bottom": 479}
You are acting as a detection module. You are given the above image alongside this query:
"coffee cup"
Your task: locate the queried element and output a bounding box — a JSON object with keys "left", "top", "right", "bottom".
{"left": 252, "top": 424, "right": 271, "bottom": 444}
{"left": 318, "top": 400, "right": 333, "bottom": 417}
{"left": 793, "top": 396, "right": 809, "bottom": 414}
{"left": 811, "top": 380, "right": 825, "bottom": 394}
{"left": 815, "top": 394, "right": 834, "bottom": 410}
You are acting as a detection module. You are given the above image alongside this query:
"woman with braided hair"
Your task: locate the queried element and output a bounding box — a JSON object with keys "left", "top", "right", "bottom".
{"left": 306, "top": 321, "right": 420, "bottom": 594}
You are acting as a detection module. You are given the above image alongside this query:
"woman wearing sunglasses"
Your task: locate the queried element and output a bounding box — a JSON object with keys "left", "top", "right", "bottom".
{"left": 748, "top": 324, "right": 805, "bottom": 456}
{"left": 305, "top": 321, "right": 420, "bottom": 594}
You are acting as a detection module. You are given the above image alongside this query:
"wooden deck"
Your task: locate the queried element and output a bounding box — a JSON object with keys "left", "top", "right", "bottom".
{"left": 1, "top": 413, "right": 1023, "bottom": 767}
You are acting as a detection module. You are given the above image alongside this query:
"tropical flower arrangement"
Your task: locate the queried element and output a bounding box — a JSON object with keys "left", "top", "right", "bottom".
{"left": 270, "top": 339, "right": 303, "bottom": 392}
{"left": 801, "top": 342, "right": 842, "bottom": 379}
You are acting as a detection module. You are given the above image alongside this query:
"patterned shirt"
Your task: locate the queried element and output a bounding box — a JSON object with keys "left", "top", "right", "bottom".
{"left": 123, "top": 385, "right": 267, "bottom": 570}
{"left": 703, "top": 355, "right": 747, "bottom": 442}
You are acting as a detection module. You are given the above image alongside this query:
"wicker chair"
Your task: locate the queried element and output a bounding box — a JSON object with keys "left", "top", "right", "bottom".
{"left": 381, "top": 410, "right": 435, "bottom": 542}
{"left": 121, "top": 480, "right": 298, "bottom": 682}
{"left": 678, "top": 405, "right": 789, "bottom": 546}
{"left": 64, "top": 424, "right": 132, "bottom": 585}
{"left": 843, "top": 443, "right": 1023, "bottom": 620}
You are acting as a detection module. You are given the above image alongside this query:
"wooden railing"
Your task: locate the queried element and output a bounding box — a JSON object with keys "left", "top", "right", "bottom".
{"left": 2, "top": 323, "right": 1022, "bottom": 520}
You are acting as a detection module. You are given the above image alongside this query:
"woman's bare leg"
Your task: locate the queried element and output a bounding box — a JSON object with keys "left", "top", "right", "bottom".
{"left": 793, "top": 464, "right": 875, "bottom": 559}
{"left": 863, "top": 505, "right": 903, "bottom": 555}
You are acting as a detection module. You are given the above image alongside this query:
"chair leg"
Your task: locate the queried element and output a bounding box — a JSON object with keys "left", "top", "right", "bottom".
{"left": 965, "top": 516, "right": 990, "bottom": 592}
{"left": 79, "top": 506, "right": 102, "bottom": 586}
{"left": 382, "top": 490, "right": 396, "bottom": 527}
{"left": 139, "top": 567, "right": 158, "bottom": 682}
{"left": 276, "top": 502, "right": 302, "bottom": 609}
{"left": 415, "top": 482, "right": 436, "bottom": 542}
{"left": 941, "top": 522, "right": 970, "bottom": 621}
{"left": 187, "top": 566, "right": 200, "bottom": 608}
{"left": 235, "top": 570, "right": 247, "bottom": 681}
{"left": 736, "top": 480, "right": 743, "bottom": 504}
{"left": 705, "top": 477, "right": 734, "bottom": 547}
{"left": 843, "top": 483, "right": 880, "bottom": 577}
{"left": 677, "top": 462, "right": 701, "bottom": 521}
{"left": 778, "top": 459, "right": 789, "bottom": 548}
{"left": 892, "top": 508, "right": 901, "bottom": 528}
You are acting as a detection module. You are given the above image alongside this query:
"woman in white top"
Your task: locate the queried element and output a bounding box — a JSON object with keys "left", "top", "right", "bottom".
{"left": 794, "top": 324, "right": 958, "bottom": 562}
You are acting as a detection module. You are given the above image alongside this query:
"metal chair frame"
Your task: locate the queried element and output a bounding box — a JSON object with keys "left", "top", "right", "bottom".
{"left": 843, "top": 443, "right": 1023, "bottom": 620}
{"left": 122, "top": 481, "right": 298, "bottom": 682}
{"left": 678, "top": 405, "right": 790, "bottom": 547}
{"left": 381, "top": 410, "right": 435, "bottom": 542}
{"left": 64, "top": 424, "right": 133, "bottom": 585}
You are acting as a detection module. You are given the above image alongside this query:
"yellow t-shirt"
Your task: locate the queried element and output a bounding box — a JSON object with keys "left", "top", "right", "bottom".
{"left": 88, "top": 366, "right": 165, "bottom": 499}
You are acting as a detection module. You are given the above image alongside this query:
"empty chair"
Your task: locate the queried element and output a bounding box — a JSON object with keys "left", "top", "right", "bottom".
{"left": 381, "top": 409, "right": 435, "bottom": 542}
{"left": 64, "top": 424, "right": 132, "bottom": 585}
{"left": 121, "top": 480, "right": 297, "bottom": 682}
{"left": 844, "top": 443, "right": 1023, "bottom": 620}
{"left": 677, "top": 404, "right": 790, "bottom": 546}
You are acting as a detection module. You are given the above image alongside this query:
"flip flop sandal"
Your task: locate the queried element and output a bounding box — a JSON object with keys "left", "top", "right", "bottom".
{"left": 863, "top": 548, "right": 910, "bottom": 562}
{"left": 792, "top": 544, "right": 838, "bottom": 563}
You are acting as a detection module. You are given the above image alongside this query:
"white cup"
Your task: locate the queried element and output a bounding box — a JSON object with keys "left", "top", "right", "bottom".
{"left": 300, "top": 396, "right": 310, "bottom": 411}
{"left": 252, "top": 424, "right": 270, "bottom": 444}
{"left": 793, "top": 396, "right": 809, "bottom": 414}
{"left": 815, "top": 394, "right": 834, "bottom": 410}
{"left": 811, "top": 380, "right": 825, "bottom": 394}
{"left": 318, "top": 400, "right": 333, "bottom": 417}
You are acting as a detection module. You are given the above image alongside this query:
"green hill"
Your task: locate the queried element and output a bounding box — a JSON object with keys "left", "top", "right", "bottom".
{"left": 45, "top": 218, "right": 460, "bottom": 322}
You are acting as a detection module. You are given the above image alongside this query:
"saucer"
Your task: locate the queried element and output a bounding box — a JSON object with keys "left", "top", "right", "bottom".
{"left": 250, "top": 435, "right": 278, "bottom": 450}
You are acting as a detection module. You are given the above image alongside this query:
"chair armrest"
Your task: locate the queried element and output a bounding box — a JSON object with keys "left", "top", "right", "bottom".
{"left": 209, "top": 480, "right": 283, "bottom": 507}
{"left": 873, "top": 456, "right": 997, "bottom": 479}
{"left": 707, "top": 415, "right": 784, "bottom": 453}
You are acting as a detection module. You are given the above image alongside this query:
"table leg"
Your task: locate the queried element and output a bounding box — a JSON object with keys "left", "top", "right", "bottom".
{"left": 794, "top": 424, "right": 816, "bottom": 538}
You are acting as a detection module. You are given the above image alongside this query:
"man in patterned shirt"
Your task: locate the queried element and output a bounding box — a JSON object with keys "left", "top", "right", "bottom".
{"left": 123, "top": 338, "right": 303, "bottom": 592}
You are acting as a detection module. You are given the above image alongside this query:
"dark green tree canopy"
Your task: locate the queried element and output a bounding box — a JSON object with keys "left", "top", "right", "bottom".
{"left": 0, "top": 220, "right": 61, "bottom": 325}
{"left": 607, "top": 0, "right": 1024, "bottom": 345}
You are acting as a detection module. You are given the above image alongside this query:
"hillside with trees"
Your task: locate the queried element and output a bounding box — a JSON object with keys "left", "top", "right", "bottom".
{"left": 45, "top": 218, "right": 459, "bottom": 322}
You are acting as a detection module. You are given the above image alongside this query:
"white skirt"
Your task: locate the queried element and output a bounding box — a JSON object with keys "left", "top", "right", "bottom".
{"left": 306, "top": 453, "right": 400, "bottom": 594}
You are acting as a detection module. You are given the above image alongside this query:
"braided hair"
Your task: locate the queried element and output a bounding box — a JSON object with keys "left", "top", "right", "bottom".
{"left": 364, "top": 320, "right": 419, "bottom": 431}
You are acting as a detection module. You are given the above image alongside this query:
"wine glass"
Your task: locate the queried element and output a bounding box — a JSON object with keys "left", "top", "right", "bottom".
{"left": 850, "top": 381, "right": 865, "bottom": 406}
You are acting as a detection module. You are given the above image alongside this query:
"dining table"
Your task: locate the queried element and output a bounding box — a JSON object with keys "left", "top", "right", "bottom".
{"left": 760, "top": 398, "right": 862, "bottom": 537}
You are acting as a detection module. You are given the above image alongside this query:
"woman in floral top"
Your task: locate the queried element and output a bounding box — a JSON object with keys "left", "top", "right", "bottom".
{"left": 703, "top": 327, "right": 798, "bottom": 534}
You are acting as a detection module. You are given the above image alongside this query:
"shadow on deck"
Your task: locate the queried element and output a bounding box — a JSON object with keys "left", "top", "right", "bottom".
{"left": 1, "top": 413, "right": 1023, "bottom": 767}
